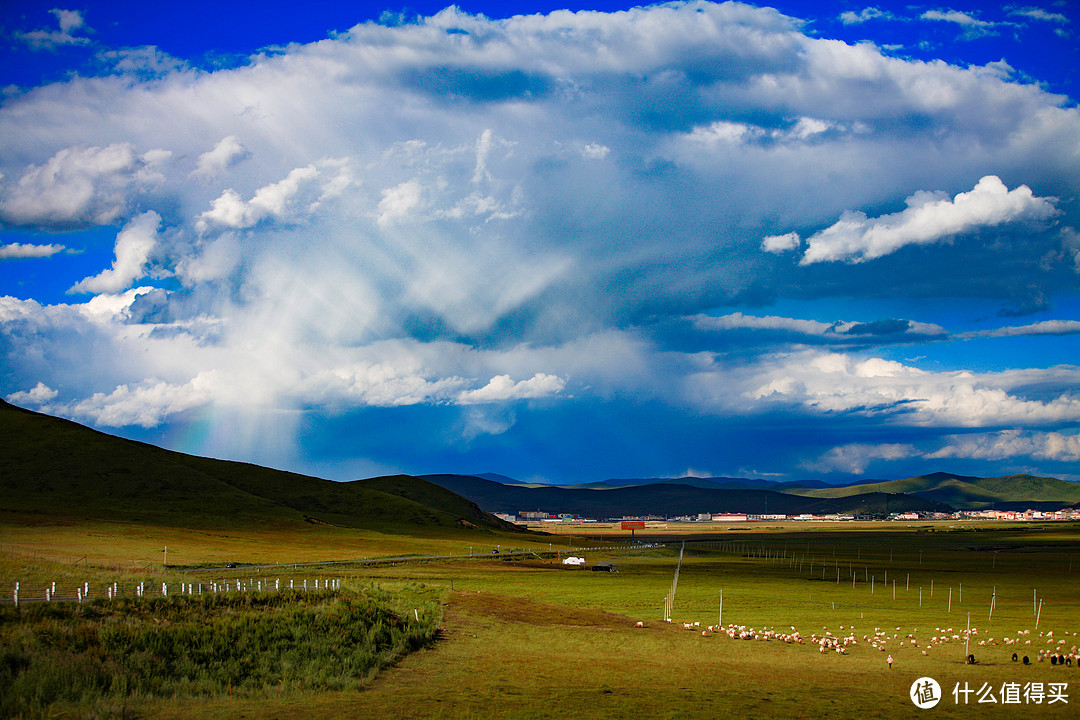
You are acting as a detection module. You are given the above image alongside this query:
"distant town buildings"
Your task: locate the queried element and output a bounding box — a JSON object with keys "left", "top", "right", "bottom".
{"left": 503, "top": 507, "right": 1080, "bottom": 524}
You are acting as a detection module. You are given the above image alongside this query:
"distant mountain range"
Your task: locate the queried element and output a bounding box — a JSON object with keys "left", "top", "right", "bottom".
{"left": 428, "top": 470, "right": 1080, "bottom": 517}
{"left": 422, "top": 474, "right": 952, "bottom": 518}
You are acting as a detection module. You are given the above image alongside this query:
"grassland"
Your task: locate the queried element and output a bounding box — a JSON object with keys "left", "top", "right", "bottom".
{"left": 3, "top": 519, "right": 1078, "bottom": 719}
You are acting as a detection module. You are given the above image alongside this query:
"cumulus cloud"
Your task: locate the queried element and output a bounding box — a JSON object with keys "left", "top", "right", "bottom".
{"left": 16, "top": 8, "right": 91, "bottom": 51}
{"left": 581, "top": 143, "right": 610, "bottom": 160}
{"left": 744, "top": 351, "right": 1080, "bottom": 427}
{"left": 0, "top": 2, "right": 1078, "bottom": 479}
{"left": 68, "top": 373, "right": 220, "bottom": 428}
{"left": 678, "top": 117, "right": 844, "bottom": 150}
{"left": 805, "top": 442, "right": 916, "bottom": 474}
{"left": 76, "top": 286, "right": 158, "bottom": 323}
{"left": 0, "top": 144, "right": 169, "bottom": 228}
{"left": 197, "top": 165, "right": 319, "bottom": 230}
{"left": 929, "top": 430, "right": 1080, "bottom": 462}
{"left": 921, "top": 9, "right": 999, "bottom": 38}
{"left": 0, "top": 242, "right": 65, "bottom": 259}
{"left": 301, "top": 360, "right": 467, "bottom": 407}
{"left": 99, "top": 46, "right": 187, "bottom": 79}
{"left": 70, "top": 212, "right": 161, "bottom": 294}
{"left": 840, "top": 8, "right": 893, "bottom": 25}
{"left": 1007, "top": 7, "right": 1070, "bottom": 24}
{"left": 6, "top": 382, "right": 60, "bottom": 406}
{"left": 376, "top": 180, "right": 423, "bottom": 228}
{"left": 761, "top": 232, "right": 800, "bottom": 253}
{"left": 799, "top": 176, "right": 1059, "bottom": 264}
{"left": 457, "top": 373, "right": 566, "bottom": 404}
{"left": 191, "top": 136, "right": 249, "bottom": 180}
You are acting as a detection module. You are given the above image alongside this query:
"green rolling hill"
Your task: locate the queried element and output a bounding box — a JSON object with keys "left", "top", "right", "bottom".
{"left": 0, "top": 399, "right": 520, "bottom": 534}
{"left": 789, "top": 471, "right": 1080, "bottom": 510}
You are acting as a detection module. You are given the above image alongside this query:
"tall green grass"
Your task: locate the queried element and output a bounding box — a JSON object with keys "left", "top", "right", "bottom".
{"left": 0, "top": 587, "right": 439, "bottom": 718}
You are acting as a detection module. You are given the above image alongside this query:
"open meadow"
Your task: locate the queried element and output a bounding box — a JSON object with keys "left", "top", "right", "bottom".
{"left": 2, "top": 518, "right": 1079, "bottom": 718}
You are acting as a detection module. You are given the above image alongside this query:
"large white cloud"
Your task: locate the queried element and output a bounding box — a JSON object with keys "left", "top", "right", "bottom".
{"left": 0, "top": 2, "right": 1078, "bottom": 480}
{"left": 740, "top": 351, "right": 1080, "bottom": 427}
{"left": 793, "top": 176, "right": 1060, "bottom": 264}
{"left": 928, "top": 430, "right": 1080, "bottom": 462}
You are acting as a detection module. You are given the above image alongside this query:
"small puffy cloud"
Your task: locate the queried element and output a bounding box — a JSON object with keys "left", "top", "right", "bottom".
{"left": 192, "top": 136, "right": 249, "bottom": 180}
{"left": 805, "top": 442, "right": 916, "bottom": 474}
{"left": 197, "top": 166, "right": 318, "bottom": 230}
{"left": 100, "top": 46, "right": 187, "bottom": 79}
{"left": 52, "top": 8, "right": 85, "bottom": 34}
{"left": 70, "top": 211, "right": 161, "bottom": 294}
{"left": 376, "top": 180, "right": 423, "bottom": 228}
{"left": 799, "top": 176, "right": 1059, "bottom": 264}
{"left": 16, "top": 8, "right": 91, "bottom": 51}
{"left": 6, "top": 382, "right": 60, "bottom": 406}
{"left": 839, "top": 8, "right": 892, "bottom": 25}
{"left": 0, "top": 144, "right": 169, "bottom": 228}
{"left": 921, "top": 9, "right": 999, "bottom": 37}
{"left": 457, "top": 373, "right": 566, "bottom": 404}
{"left": 929, "top": 429, "right": 1080, "bottom": 462}
{"left": 581, "top": 143, "right": 610, "bottom": 160}
{"left": 761, "top": 232, "right": 800, "bottom": 253}
{"left": 0, "top": 242, "right": 65, "bottom": 259}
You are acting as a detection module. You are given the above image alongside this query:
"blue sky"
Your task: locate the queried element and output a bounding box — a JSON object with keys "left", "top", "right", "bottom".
{"left": 2, "top": 1, "right": 1079, "bottom": 485}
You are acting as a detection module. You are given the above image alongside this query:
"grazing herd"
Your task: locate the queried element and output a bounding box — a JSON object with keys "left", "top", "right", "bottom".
{"left": 633, "top": 618, "right": 1079, "bottom": 667}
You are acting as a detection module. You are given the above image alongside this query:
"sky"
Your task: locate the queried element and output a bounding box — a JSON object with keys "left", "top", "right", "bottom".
{"left": 1, "top": 1, "right": 1079, "bottom": 486}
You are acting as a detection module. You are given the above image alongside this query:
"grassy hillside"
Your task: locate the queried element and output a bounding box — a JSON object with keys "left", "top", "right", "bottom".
{"left": 0, "top": 400, "right": 518, "bottom": 534}
{"left": 354, "top": 475, "right": 522, "bottom": 532}
{"left": 792, "top": 471, "right": 1080, "bottom": 509}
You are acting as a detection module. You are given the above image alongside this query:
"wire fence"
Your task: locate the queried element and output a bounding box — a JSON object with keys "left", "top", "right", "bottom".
{"left": 5, "top": 577, "right": 343, "bottom": 606}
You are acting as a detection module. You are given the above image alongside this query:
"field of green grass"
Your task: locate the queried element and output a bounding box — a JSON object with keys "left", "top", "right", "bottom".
{"left": 3, "top": 519, "right": 1079, "bottom": 718}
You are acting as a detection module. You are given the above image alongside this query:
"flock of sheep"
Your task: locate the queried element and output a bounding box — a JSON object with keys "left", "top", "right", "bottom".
{"left": 633, "top": 618, "right": 1080, "bottom": 667}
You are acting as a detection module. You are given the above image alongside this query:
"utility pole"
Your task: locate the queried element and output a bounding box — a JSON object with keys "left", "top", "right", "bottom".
{"left": 163, "top": 546, "right": 168, "bottom": 567}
